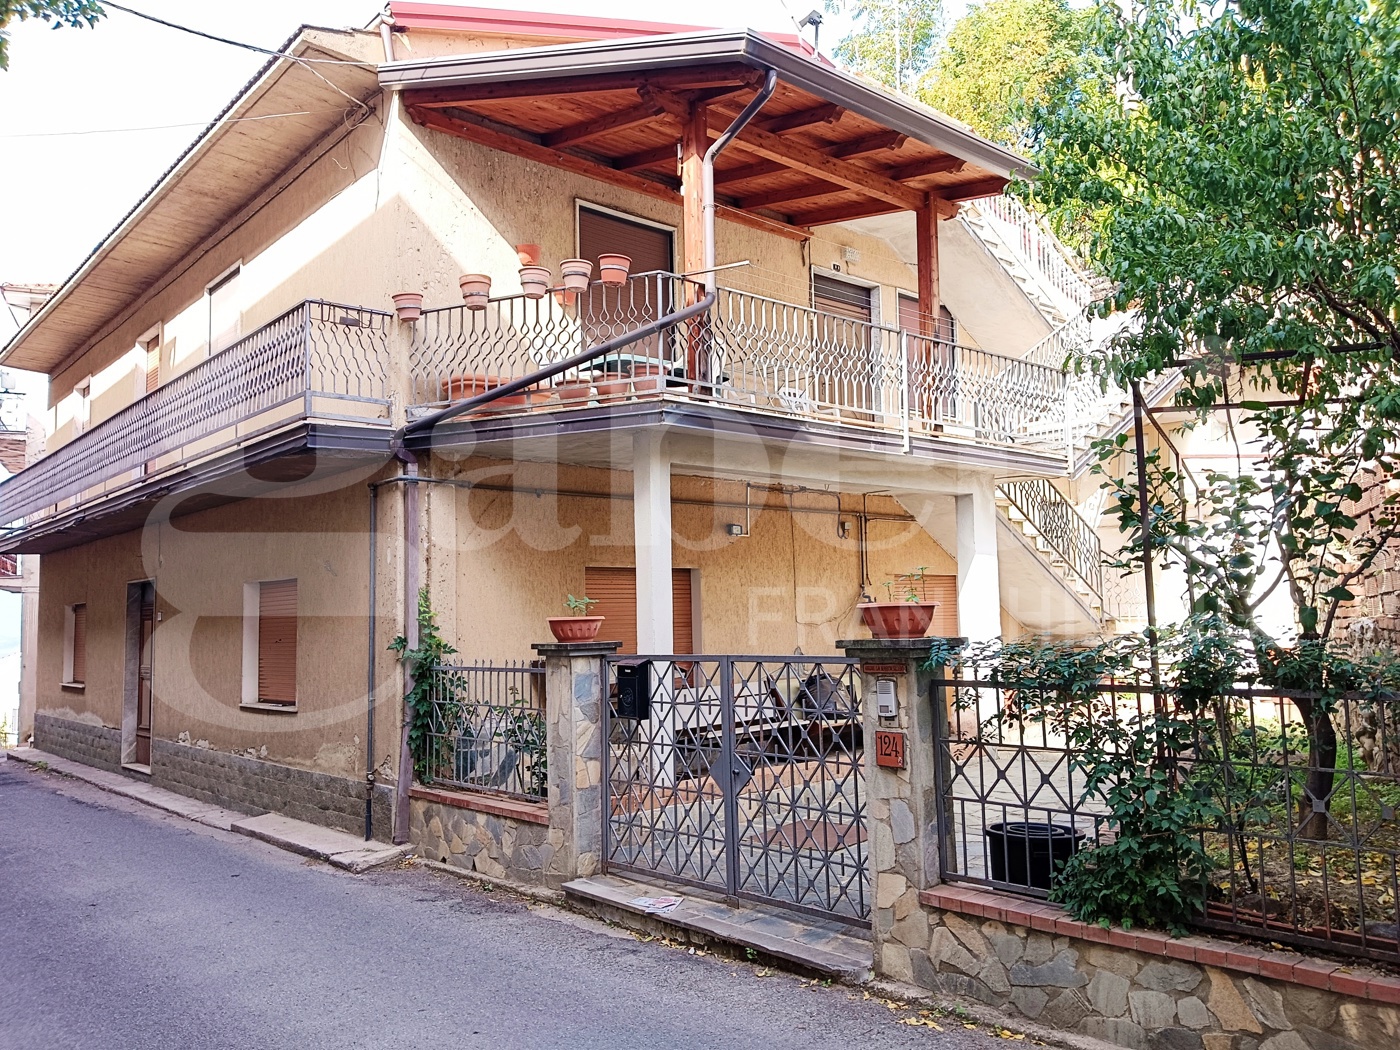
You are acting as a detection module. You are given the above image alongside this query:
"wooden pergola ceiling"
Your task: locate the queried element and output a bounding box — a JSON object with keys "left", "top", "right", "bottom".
{"left": 403, "top": 63, "right": 1006, "bottom": 238}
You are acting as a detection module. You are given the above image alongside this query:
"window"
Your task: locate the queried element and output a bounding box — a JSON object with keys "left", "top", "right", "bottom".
{"left": 577, "top": 205, "right": 674, "bottom": 354}
{"left": 72, "top": 377, "right": 92, "bottom": 435}
{"left": 142, "top": 331, "right": 161, "bottom": 394}
{"left": 207, "top": 264, "right": 242, "bottom": 356}
{"left": 583, "top": 567, "right": 694, "bottom": 655}
{"left": 897, "top": 293, "right": 956, "bottom": 344}
{"left": 242, "top": 579, "right": 297, "bottom": 707}
{"left": 63, "top": 603, "right": 87, "bottom": 686}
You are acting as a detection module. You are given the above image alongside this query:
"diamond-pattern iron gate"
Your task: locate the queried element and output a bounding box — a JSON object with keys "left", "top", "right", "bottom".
{"left": 603, "top": 655, "right": 869, "bottom": 923}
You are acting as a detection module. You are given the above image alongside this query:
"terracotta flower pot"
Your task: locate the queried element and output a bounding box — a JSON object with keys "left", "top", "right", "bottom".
{"left": 391, "top": 292, "right": 424, "bottom": 321}
{"left": 556, "top": 379, "right": 594, "bottom": 402}
{"left": 519, "top": 265, "right": 552, "bottom": 299}
{"left": 479, "top": 387, "right": 541, "bottom": 413}
{"left": 548, "top": 615, "right": 604, "bottom": 642}
{"left": 515, "top": 243, "right": 542, "bottom": 266}
{"left": 559, "top": 258, "right": 593, "bottom": 292}
{"left": 597, "top": 253, "right": 631, "bottom": 285}
{"left": 459, "top": 273, "right": 492, "bottom": 310}
{"left": 594, "top": 371, "right": 632, "bottom": 398}
{"left": 629, "top": 362, "right": 669, "bottom": 393}
{"left": 441, "top": 373, "right": 497, "bottom": 401}
{"left": 858, "top": 601, "right": 939, "bottom": 640}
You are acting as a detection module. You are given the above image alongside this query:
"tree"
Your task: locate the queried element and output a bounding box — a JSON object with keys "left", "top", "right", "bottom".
{"left": 918, "top": 0, "right": 1093, "bottom": 148}
{"left": 1035, "top": 0, "right": 1400, "bottom": 837}
{"left": 0, "top": 0, "right": 103, "bottom": 70}
{"left": 826, "top": 0, "right": 944, "bottom": 93}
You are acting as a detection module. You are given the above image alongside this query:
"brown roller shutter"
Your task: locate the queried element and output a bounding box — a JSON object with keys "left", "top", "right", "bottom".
{"left": 143, "top": 335, "right": 160, "bottom": 394}
{"left": 897, "top": 293, "right": 957, "bottom": 342}
{"left": 584, "top": 567, "right": 693, "bottom": 654}
{"left": 257, "top": 579, "right": 297, "bottom": 705}
{"left": 812, "top": 274, "right": 872, "bottom": 322}
{"left": 578, "top": 208, "right": 673, "bottom": 274}
{"left": 926, "top": 575, "right": 960, "bottom": 637}
{"left": 578, "top": 208, "right": 675, "bottom": 356}
{"left": 71, "top": 604, "right": 87, "bottom": 684}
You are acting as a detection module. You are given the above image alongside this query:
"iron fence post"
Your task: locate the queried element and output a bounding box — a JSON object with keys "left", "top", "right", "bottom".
{"left": 719, "top": 655, "right": 742, "bottom": 902}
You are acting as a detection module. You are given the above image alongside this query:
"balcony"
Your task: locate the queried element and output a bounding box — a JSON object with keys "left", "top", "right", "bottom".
{"left": 408, "top": 272, "right": 1069, "bottom": 458}
{"left": 0, "top": 300, "right": 394, "bottom": 532}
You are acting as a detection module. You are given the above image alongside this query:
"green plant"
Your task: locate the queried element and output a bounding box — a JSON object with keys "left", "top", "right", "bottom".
{"left": 883, "top": 566, "right": 931, "bottom": 602}
{"left": 501, "top": 684, "right": 547, "bottom": 797}
{"left": 563, "top": 593, "right": 598, "bottom": 615}
{"left": 389, "top": 589, "right": 461, "bottom": 781}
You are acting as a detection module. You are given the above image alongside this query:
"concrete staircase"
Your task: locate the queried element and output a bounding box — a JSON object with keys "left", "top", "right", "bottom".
{"left": 995, "top": 482, "right": 1103, "bottom": 620}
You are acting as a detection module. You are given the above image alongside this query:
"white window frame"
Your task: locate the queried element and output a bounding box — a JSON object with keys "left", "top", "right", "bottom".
{"left": 240, "top": 579, "right": 298, "bottom": 713}
{"left": 574, "top": 200, "right": 677, "bottom": 270}
{"left": 810, "top": 265, "right": 882, "bottom": 326}
{"left": 206, "top": 262, "right": 243, "bottom": 358}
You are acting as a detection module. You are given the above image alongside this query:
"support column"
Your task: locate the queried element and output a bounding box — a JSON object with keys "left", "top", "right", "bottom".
{"left": 916, "top": 197, "right": 942, "bottom": 335}
{"left": 956, "top": 480, "right": 1002, "bottom": 643}
{"left": 633, "top": 431, "right": 673, "bottom": 654}
{"left": 535, "top": 640, "right": 620, "bottom": 887}
{"left": 837, "top": 637, "right": 961, "bottom": 984}
{"left": 680, "top": 102, "right": 709, "bottom": 382}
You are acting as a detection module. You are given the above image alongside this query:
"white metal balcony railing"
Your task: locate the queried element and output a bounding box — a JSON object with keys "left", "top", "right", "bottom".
{"left": 0, "top": 300, "right": 393, "bottom": 527}
{"left": 971, "top": 194, "right": 1093, "bottom": 317}
{"left": 409, "top": 272, "right": 1069, "bottom": 454}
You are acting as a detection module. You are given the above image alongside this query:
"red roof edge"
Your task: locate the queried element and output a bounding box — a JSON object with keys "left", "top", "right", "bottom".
{"left": 386, "top": 3, "right": 817, "bottom": 57}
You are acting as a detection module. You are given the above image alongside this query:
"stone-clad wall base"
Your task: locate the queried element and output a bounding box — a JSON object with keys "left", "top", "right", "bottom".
{"left": 150, "top": 738, "right": 393, "bottom": 839}
{"left": 34, "top": 713, "right": 122, "bottom": 772}
{"left": 911, "top": 890, "right": 1399, "bottom": 1050}
{"left": 410, "top": 793, "right": 559, "bottom": 887}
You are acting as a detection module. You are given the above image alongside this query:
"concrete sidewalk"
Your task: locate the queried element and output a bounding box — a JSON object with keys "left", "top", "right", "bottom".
{"left": 3, "top": 747, "right": 407, "bottom": 873}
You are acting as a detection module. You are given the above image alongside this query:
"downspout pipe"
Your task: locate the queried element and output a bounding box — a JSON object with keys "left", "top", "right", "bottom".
{"left": 702, "top": 68, "right": 778, "bottom": 293}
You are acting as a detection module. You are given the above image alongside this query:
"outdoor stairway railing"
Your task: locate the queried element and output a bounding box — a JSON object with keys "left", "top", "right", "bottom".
{"left": 0, "top": 300, "right": 393, "bottom": 527}
{"left": 996, "top": 478, "right": 1104, "bottom": 604}
{"left": 408, "top": 272, "right": 1070, "bottom": 457}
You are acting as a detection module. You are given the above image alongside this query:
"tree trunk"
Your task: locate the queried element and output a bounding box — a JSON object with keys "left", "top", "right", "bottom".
{"left": 1292, "top": 694, "right": 1338, "bottom": 840}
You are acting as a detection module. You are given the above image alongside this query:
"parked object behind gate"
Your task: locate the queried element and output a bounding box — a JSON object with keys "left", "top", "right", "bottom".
{"left": 985, "top": 821, "right": 1086, "bottom": 890}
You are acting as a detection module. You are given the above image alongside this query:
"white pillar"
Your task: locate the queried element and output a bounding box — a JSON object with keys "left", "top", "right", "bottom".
{"left": 632, "top": 432, "right": 673, "bottom": 653}
{"left": 956, "top": 482, "right": 1002, "bottom": 643}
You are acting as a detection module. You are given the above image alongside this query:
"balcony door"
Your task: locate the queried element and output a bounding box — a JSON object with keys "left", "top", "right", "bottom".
{"left": 578, "top": 207, "right": 674, "bottom": 361}
{"left": 812, "top": 273, "right": 877, "bottom": 417}
{"left": 898, "top": 293, "right": 959, "bottom": 425}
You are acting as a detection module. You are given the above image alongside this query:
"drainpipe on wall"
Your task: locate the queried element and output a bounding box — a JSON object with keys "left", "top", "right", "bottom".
{"left": 381, "top": 67, "right": 779, "bottom": 846}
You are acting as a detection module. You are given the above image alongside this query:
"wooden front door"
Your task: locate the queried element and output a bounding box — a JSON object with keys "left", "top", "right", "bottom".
{"left": 135, "top": 585, "right": 154, "bottom": 766}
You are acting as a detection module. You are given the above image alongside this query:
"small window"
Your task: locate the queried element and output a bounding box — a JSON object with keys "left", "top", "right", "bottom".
{"left": 207, "top": 265, "right": 242, "bottom": 356}
{"left": 243, "top": 579, "right": 297, "bottom": 707}
{"left": 143, "top": 332, "right": 161, "bottom": 394}
{"left": 72, "top": 378, "right": 92, "bottom": 435}
{"left": 64, "top": 603, "right": 87, "bottom": 686}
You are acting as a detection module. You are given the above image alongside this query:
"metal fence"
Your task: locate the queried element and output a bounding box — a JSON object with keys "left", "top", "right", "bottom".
{"left": 933, "top": 663, "right": 1400, "bottom": 964}
{"left": 603, "top": 654, "right": 869, "bottom": 922}
{"left": 421, "top": 662, "right": 548, "bottom": 802}
{"left": 0, "top": 300, "right": 393, "bottom": 526}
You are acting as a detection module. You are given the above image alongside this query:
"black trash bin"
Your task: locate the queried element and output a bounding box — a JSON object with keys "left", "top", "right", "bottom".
{"left": 984, "top": 822, "right": 1086, "bottom": 890}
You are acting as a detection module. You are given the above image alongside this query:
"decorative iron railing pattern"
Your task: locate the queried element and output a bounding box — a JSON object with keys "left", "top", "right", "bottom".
{"left": 408, "top": 274, "right": 1070, "bottom": 456}
{"left": 0, "top": 300, "right": 393, "bottom": 526}
{"left": 970, "top": 195, "right": 1093, "bottom": 316}
{"left": 997, "top": 478, "right": 1104, "bottom": 600}
{"left": 933, "top": 663, "right": 1400, "bottom": 965}
{"left": 421, "top": 662, "right": 548, "bottom": 802}
{"left": 603, "top": 654, "right": 869, "bottom": 922}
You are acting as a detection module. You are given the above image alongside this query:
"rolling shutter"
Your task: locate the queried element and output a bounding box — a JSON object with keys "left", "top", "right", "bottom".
{"left": 578, "top": 208, "right": 673, "bottom": 274}
{"left": 812, "top": 274, "right": 872, "bottom": 322}
{"left": 897, "top": 293, "right": 957, "bottom": 342}
{"left": 926, "top": 575, "right": 960, "bottom": 637}
{"left": 257, "top": 579, "right": 298, "bottom": 705}
{"left": 71, "top": 604, "right": 87, "bottom": 684}
{"left": 143, "top": 335, "right": 160, "bottom": 394}
{"left": 578, "top": 208, "right": 675, "bottom": 354}
{"left": 584, "top": 567, "right": 693, "bottom": 654}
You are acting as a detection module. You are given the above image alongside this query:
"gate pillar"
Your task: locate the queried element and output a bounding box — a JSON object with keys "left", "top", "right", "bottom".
{"left": 534, "top": 640, "right": 620, "bottom": 887}
{"left": 838, "top": 636, "right": 962, "bottom": 984}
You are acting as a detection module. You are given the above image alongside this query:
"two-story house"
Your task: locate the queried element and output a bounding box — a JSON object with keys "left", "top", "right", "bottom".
{"left": 0, "top": 4, "right": 1116, "bottom": 841}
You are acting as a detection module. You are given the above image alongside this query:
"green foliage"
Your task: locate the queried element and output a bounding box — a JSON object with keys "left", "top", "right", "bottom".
{"left": 918, "top": 0, "right": 1095, "bottom": 148}
{"left": 0, "top": 0, "right": 104, "bottom": 70}
{"left": 389, "top": 588, "right": 459, "bottom": 781}
{"left": 500, "top": 688, "right": 547, "bottom": 798}
{"left": 826, "top": 0, "right": 944, "bottom": 92}
{"left": 564, "top": 593, "right": 598, "bottom": 615}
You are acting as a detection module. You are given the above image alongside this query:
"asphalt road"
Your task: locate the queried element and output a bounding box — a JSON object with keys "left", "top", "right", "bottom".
{"left": 0, "top": 757, "right": 1015, "bottom": 1050}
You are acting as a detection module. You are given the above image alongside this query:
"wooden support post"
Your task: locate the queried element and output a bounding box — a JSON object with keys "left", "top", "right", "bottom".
{"left": 680, "top": 102, "right": 709, "bottom": 383}
{"left": 916, "top": 196, "right": 941, "bottom": 337}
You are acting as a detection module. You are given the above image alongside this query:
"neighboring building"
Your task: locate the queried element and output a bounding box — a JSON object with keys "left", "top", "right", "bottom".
{"left": 0, "top": 5, "right": 1122, "bottom": 835}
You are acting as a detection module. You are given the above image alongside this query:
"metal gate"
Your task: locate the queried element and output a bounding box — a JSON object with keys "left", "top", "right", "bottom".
{"left": 603, "top": 655, "right": 869, "bottom": 922}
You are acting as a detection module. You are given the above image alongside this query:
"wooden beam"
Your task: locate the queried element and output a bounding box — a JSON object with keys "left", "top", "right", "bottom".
{"left": 887, "top": 155, "right": 967, "bottom": 181}
{"left": 916, "top": 199, "right": 941, "bottom": 337}
{"left": 789, "top": 199, "right": 905, "bottom": 226}
{"left": 704, "top": 110, "right": 923, "bottom": 210}
{"left": 739, "top": 179, "right": 845, "bottom": 210}
{"left": 941, "top": 176, "right": 1010, "bottom": 202}
{"left": 755, "top": 103, "right": 843, "bottom": 133}
{"left": 680, "top": 103, "right": 707, "bottom": 278}
{"left": 615, "top": 143, "right": 678, "bottom": 172}
{"left": 408, "top": 105, "right": 811, "bottom": 241}
{"left": 828, "top": 130, "right": 907, "bottom": 159}
{"left": 542, "top": 95, "right": 665, "bottom": 149}
{"left": 406, "top": 65, "right": 757, "bottom": 109}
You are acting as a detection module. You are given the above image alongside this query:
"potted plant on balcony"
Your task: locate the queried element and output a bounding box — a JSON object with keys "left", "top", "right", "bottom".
{"left": 391, "top": 291, "right": 424, "bottom": 321}
{"left": 519, "top": 265, "right": 552, "bottom": 299}
{"left": 548, "top": 594, "right": 604, "bottom": 642}
{"left": 597, "top": 253, "right": 631, "bottom": 285}
{"left": 459, "top": 273, "right": 492, "bottom": 310}
{"left": 857, "top": 568, "right": 939, "bottom": 640}
{"left": 629, "top": 360, "right": 670, "bottom": 393}
{"left": 559, "top": 258, "right": 593, "bottom": 292}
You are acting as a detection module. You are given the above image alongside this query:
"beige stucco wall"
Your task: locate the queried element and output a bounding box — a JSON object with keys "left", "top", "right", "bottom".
{"left": 33, "top": 467, "right": 403, "bottom": 780}
{"left": 422, "top": 454, "right": 960, "bottom": 661}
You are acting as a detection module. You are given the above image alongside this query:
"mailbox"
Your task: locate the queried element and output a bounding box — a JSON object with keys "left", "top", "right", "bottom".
{"left": 613, "top": 659, "right": 652, "bottom": 720}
